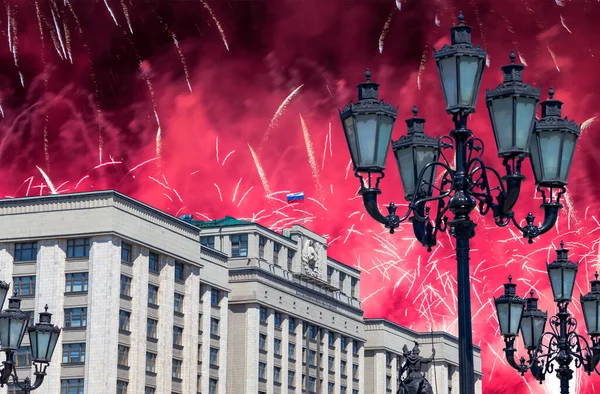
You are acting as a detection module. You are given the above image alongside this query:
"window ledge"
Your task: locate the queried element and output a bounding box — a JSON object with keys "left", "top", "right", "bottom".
{"left": 146, "top": 371, "right": 157, "bottom": 377}
{"left": 119, "top": 329, "right": 131, "bottom": 336}
{"left": 117, "top": 364, "right": 130, "bottom": 371}
{"left": 173, "top": 344, "right": 184, "bottom": 350}
{"left": 121, "top": 261, "right": 133, "bottom": 267}
{"left": 147, "top": 337, "right": 158, "bottom": 343}
{"left": 13, "top": 260, "right": 36, "bottom": 264}
{"left": 148, "top": 303, "right": 159, "bottom": 310}
{"left": 172, "top": 377, "right": 183, "bottom": 383}
{"left": 63, "top": 327, "right": 86, "bottom": 331}
{"left": 61, "top": 362, "right": 85, "bottom": 367}
{"left": 210, "top": 333, "right": 220, "bottom": 340}
{"left": 174, "top": 311, "right": 185, "bottom": 318}
{"left": 65, "top": 291, "right": 88, "bottom": 296}
{"left": 65, "top": 257, "right": 90, "bottom": 262}
{"left": 120, "top": 294, "right": 132, "bottom": 301}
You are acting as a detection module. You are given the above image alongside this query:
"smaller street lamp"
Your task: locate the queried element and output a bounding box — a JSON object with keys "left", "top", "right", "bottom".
{"left": 495, "top": 242, "right": 600, "bottom": 394}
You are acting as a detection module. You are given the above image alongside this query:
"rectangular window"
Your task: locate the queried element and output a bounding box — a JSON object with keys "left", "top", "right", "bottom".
{"left": 65, "top": 273, "right": 88, "bottom": 293}
{"left": 174, "top": 261, "right": 184, "bottom": 281}
{"left": 173, "top": 326, "right": 183, "bottom": 346}
{"left": 209, "top": 378, "right": 218, "bottom": 394}
{"left": 353, "top": 340, "right": 359, "bottom": 355}
{"left": 148, "top": 285, "right": 159, "bottom": 306}
{"left": 146, "top": 352, "right": 157, "bottom": 373}
{"left": 15, "top": 346, "right": 31, "bottom": 367}
{"left": 353, "top": 364, "right": 358, "bottom": 379}
{"left": 308, "top": 377, "right": 316, "bottom": 392}
{"left": 14, "top": 242, "right": 37, "bottom": 262}
{"left": 351, "top": 278, "right": 358, "bottom": 298}
{"left": 231, "top": 234, "right": 248, "bottom": 257}
{"left": 340, "top": 272, "right": 346, "bottom": 283}
{"left": 210, "top": 318, "right": 219, "bottom": 336}
{"left": 258, "top": 362, "right": 266, "bottom": 379}
{"left": 340, "top": 386, "right": 347, "bottom": 394}
{"left": 288, "top": 343, "right": 295, "bottom": 360}
{"left": 274, "top": 338, "right": 281, "bottom": 355}
{"left": 258, "top": 236, "right": 266, "bottom": 259}
{"left": 273, "top": 243, "right": 280, "bottom": 265}
{"left": 144, "top": 388, "right": 155, "bottom": 394}
{"left": 64, "top": 308, "right": 87, "bottom": 328}
{"left": 149, "top": 252, "right": 160, "bottom": 272}
{"left": 118, "top": 345, "right": 129, "bottom": 367}
{"left": 289, "top": 317, "right": 295, "bottom": 333}
{"left": 120, "top": 275, "right": 132, "bottom": 297}
{"left": 308, "top": 350, "right": 316, "bottom": 366}
{"left": 353, "top": 390, "right": 359, "bottom": 394}
{"left": 200, "top": 236, "right": 215, "bottom": 249}
{"left": 116, "top": 380, "right": 128, "bottom": 394}
{"left": 211, "top": 289, "right": 220, "bottom": 306}
{"left": 210, "top": 347, "right": 219, "bottom": 366}
{"left": 119, "top": 310, "right": 131, "bottom": 332}
{"left": 259, "top": 306, "right": 267, "bottom": 323}
{"left": 341, "top": 360, "right": 347, "bottom": 375}
{"left": 147, "top": 319, "right": 158, "bottom": 339}
{"left": 328, "top": 382, "right": 335, "bottom": 394}
{"left": 274, "top": 312, "right": 282, "bottom": 328}
{"left": 61, "top": 379, "right": 84, "bottom": 394}
{"left": 328, "top": 334, "right": 334, "bottom": 347}
{"left": 308, "top": 324, "right": 318, "bottom": 340}
{"left": 386, "top": 376, "right": 391, "bottom": 389}
{"left": 174, "top": 293, "right": 184, "bottom": 313}
{"left": 121, "top": 242, "right": 132, "bottom": 263}
{"left": 341, "top": 336, "right": 347, "bottom": 349}
{"left": 13, "top": 276, "right": 35, "bottom": 296}
{"left": 328, "top": 356, "right": 335, "bottom": 371}
{"left": 386, "top": 351, "right": 392, "bottom": 365}
{"left": 288, "top": 371, "right": 295, "bottom": 387}
{"left": 274, "top": 366, "right": 281, "bottom": 383}
{"left": 67, "top": 238, "right": 90, "bottom": 259}
{"left": 327, "top": 267, "right": 334, "bottom": 283}
{"left": 62, "top": 343, "right": 86, "bottom": 364}
{"left": 287, "top": 249, "right": 294, "bottom": 271}
{"left": 259, "top": 334, "right": 266, "bottom": 351}
{"left": 172, "top": 359, "right": 182, "bottom": 379}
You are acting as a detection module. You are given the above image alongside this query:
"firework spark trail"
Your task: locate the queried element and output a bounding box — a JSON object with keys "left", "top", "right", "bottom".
{"left": 199, "top": 0, "right": 229, "bottom": 50}
{"left": 36, "top": 166, "right": 57, "bottom": 194}
{"left": 581, "top": 116, "right": 597, "bottom": 134}
{"left": 232, "top": 178, "right": 242, "bottom": 202}
{"left": 321, "top": 134, "right": 329, "bottom": 170}
{"left": 378, "top": 10, "right": 394, "bottom": 54}
{"left": 213, "top": 183, "right": 223, "bottom": 202}
{"left": 120, "top": 0, "right": 133, "bottom": 33}
{"left": 417, "top": 43, "right": 429, "bottom": 90}
{"left": 128, "top": 157, "right": 157, "bottom": 173}
{"left": 247, "top": 143, "right": 272, "bottom": 196}
{"left": 299, "top": 114, "right": 324, "bottom": 195}
{"left": 518, "top": 52, "right": 528, "bottom": 66}
{"left": 237, "top": 186, "right": 253, "bottom": 208}
{"left": 75, "top": 175, "right": 90, "bottom": 190}
{"left": 222, "top": 150, "right": 235, "bottom": 166}
{"left": 560, "top": 15, "right": 572, "bottom": 34}
{"left": 103, "top": 0, "right": 119, "bottom": 26}
{"left": 215, "top": 137, "right": 219, "bottom": 163}
{"left": 395, "top": 0, "right": 401, "bottom": 11}
{"left": 170, "top": 32, "right": 193, "bottom": 92}
{"left": 307, "top": 197, "right": 327, "bottom": 211}
{"left": 547, "top": 44, "right": 560, "bottom": 72}
{"left": 262, "top": 85, "right": 304, "bottom": 146}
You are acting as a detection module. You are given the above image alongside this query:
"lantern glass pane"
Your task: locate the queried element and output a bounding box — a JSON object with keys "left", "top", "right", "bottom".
{"left": 529, "top": 132, "right": 543, "bottom": 183}
{"left": 47, "top": 330, "right": 60, "bottom": 360}
{"left": 491, "top": 97, "right": 514, "bottom": 152}
{"left": 30, "top": 330, "right": 51, "bottom": 360}
{"left": 583, "top": 300, "right": 597, "bottom": 334}
{"left": 356, "top": 114, "right": 378, "bottom": 166}
{"left": 0, "top": 288, "right": 8, "bottom": 310}
{"left": 375, "top": 116, "right": 394, "bottom": 168}
{"left": 532, "top": 316, "right": 546, "bottom": 348}
{"left": 343, "top": 117, "right": 359, "bottom": 167}
{"left": 395, "top": 148, "right": 416, "bottom": 198}
{"left": 0, "top": 317, "right": 27, "bottom": 349}
{"left": 548, "top": 267, "right": 563, "bottom": 300}
{"left": 509, "top": 303, "right": 524, "bottom": 335}
{"left": 520, "top": 316, "right": 533, "bottom": 348}
{"left": 458, "top": 56, "right": 481, "bottom": 107}
{"left": 496, "top": 302, "right": 509, "bottom": 335}
{"left": 439, "top": 57, "right": 458, "bottom": 108}
{"left": 415, "top": 147, "right": 438, "bottom": 197}
{"left": 563, "top": 269, "right": 577, "bottom": 301}
{"left": 515, "top": 97, "right": 537, "bottom": 150}
{"left": 539, "top": 130, "right": 563, "bottom": 180}
{"left": 559, "top": 132, "right": 577, "bottom": 182}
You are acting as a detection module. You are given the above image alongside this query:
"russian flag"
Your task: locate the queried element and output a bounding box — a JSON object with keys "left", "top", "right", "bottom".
{"left": 286, "top": 192, "right": 305, "bottom": 202}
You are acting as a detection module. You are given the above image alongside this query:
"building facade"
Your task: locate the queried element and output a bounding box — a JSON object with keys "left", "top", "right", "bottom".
{"left": 0, "top": 191, "right": 230, "bottom": 394}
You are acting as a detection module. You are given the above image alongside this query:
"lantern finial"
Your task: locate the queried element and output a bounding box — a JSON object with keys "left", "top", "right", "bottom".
{"left": 529, "top": 289, "right": 534, "bottom": 298}
{"left": 44, "top": 304, "right": 49, "bottom": 313}
{"left": 596, "top": 272, "right": 599, "bottom": 281}
{"left": 549, "top": 86, "right": 555, "bottom": 99}
{"left": 412, "top": 105, "right": 419, "bottom": 117}
{"left": 365, "top": 68, "right": 371, "bottom": 82}
{"left": 508, "top": 275, "right": 513, "bottom": 283}
{"left": 457, "top": 11, "right": 464, "bottom": 25}
{"left": 509, "top": 50, "right": 516, "bottom": 64}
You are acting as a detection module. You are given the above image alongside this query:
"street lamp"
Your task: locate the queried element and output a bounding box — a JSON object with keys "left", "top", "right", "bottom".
{"left": 0, "top": 290, "right": 61, "bottom": 393}
{"left": 339, "top": 12, "right": 581, "bottom": 394}
{"left": 495, "top": 242, "right": 600, "bottom": 394}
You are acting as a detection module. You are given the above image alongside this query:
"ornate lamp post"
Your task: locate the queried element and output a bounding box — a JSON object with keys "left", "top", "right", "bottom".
{"left": 494, "top": 242, "right": 600, "bottom": 394}
{"left": 339, "top": 12, "right": 581, "bottom": 394}
{"left": 0, "top": 285, "right": 61, "bottom": 393}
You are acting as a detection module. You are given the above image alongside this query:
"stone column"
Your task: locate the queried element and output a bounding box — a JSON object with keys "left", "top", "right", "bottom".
{"left": 266, "top": 309, "right": 275, "bottom": 394}
{"left": 391, "top": 354, "right": 398, "bottom": 394}
{"left": 475, "top": 375, "right": 482, "bottom": 394}
{"left": 320, "top": 329, "right": 329, "bottom": 394}
{"left": 218, "top": 292, "right": 229, "bottom": 394}
{"left": 333, "top": 333, "right": 341, "bottom": 394}
{"left": 85, "top": 236, "right": 120, "bottom": 394}
{"left": 0, "top": 243, "right": 14, "bottom": 305}
{"left": 244, "top": 304, "right": 260, "bottom": 393}
{"left": 156, "top": 256, "right": 175, "bottom": 393}
{"left": 200, "top": 285, "right": 212, "bottom": 393}
{"left": 373, "top": 350, "right": 386, "bottom": 394}
{"left": 281, "top": 315, "right": 290, "bottom": 392}
{"left": 358, "top": 343, "right": 365, "bottom": 394}
{"left": 182, "top": 266, "right": 200, "bottom": 394}
{"left": 129, "top": 247, "right": 149, "bottom": 392}
{"left": 294, "top": 320, "right": 303, "bottom": 393}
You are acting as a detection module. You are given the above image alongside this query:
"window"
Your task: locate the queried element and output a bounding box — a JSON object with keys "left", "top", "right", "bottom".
{"left": 340, "top": 272, "right": 346, "bottom": 284}
{"left": 211, "top": 289, "right": 220, "bottom": 306}
{"left": 174, "top": 261, "right": 184, "bottom": 281}
{"left": 308, "top": 350, "right": 316, "bottom": 366}
{"left": 65, "top": 273, "right": 88, "bottom": 293}
{"left": 210, "top": 318, "right": 219, "bottom": 336}
{"left": 289, "top": 317, "right": 295, "bottom": 333}
{"left": 15, "top": 346, "right": 30, "bottom": 367}
{"left": 119, "top": 310, "right": 131, "bottom": 332}
{"left": 62, "top": 343, "right": 86, "bottom": 364}
{"left": 386, "top": 351, "right": 392, "bottom": 365}
{"left": 201, "top": 236, "right": 215, "bottom": 249}
{"left": 274, "top": 339, "right": 281, "bottom": 355}
{"left": 14, "top": 242, "right": 37, "bottom": 261}
{"left": 351, "top": 278, "right": 358, "bottom": 298}
{"left": 341, "top": 336, "right": 347, "bottom": 349}
{"left": 117, "top": 380, "right": 128, "bottom": 394}
{"left": 288, "top": 371, "right": 295, "bottom": 387}
{"left": 118, "top": 345, "right": 129, "bottom": 367}
{"left": 386, "top": 375, "right": 391, "bottom": 389}
{"left": 61, "top": 379, "right": 84, "bottom": 394}
{"left": 308, "top": 377, "right": 316, "bottom": 392}
{"left": 174, "top": 293, "right": 184, "bottom": 313}
{"left": 308, "top": 324, "right": 318, "bottom": 340}
{"left": 341, "top": 360, "right": 347, "bottom": 375}
{"left": 259, "top": 236, "right": 266, "bottom": 259}
{"left": 327, "top": 267, "right": 334, "bottom": 283}
{"left": 340, "top": 386, "right": 347, "bottom": 394}
{"left": 353, "top": 390, "right": 359, "bottom": 394}
{"left": 260, "top": 306, "right": 267, "bottom": 323}
{"left": 287, "top": 249, "right": 294, "bottom": 271}
{"left": 67, "top": 238, "right": 90, "bottom": 258}
{"left": 209, "top": 378, "right": 218, "bottom": 394}
{"left": 273, "top": 243, "right": 280, "bottom": 265}
{"left": 328, "top": 382, "right": 335, "bottom": 394}
{"left": 328, "top": 334, "right": 334, "bottom": 347}
{"left": 146, "top": 352, "right": 156, "bottom": 373}
{"left": 147, "top": 318, "right": 158, "bottom": 339}
{"left": 148, "top": 285, "right": 159, "bottom": 306}
{"left": 121, "top": 242, "right": 132, "bottom": 263}
{"left": 198, "top": 314, "right": 203, "bottom": 332}
{"left": 172, "top": 359, "right": 182, "bottom": 379}
{"left": 231, "top": 234, "right": 248, "bottom": 257}
{"left": 274, "top": 312, "right": 282, "bottom": 328}
{"left": 274, "top": 366, "right": 281, "bottom": 383}
{"left": 259, "top": 334, "right": 266, "bottom": 351}
{"left": 328, "top": 356, "right": 335, "bottom": 371}
{"left": 120, "top": 275, "right": 132, "bottom": 297}
{"left": 13, "top": 276, "right": 35, "bottom": 296}
{"left": 149, "top": 252, "right": 160, "bottom": 272}
{"left": 353, "top": 364, "right": 358, "bottom": 379}
{"left": 144, "top": 388, "right": 156, "bottom": 394}
{"left": 353, "top": 340, "right": 360, "bottom": 355}
{"left": 210, "top": 347, "right": 219, "bottom": 366}
{"left": 64, "top": 308, "right": 87, "bottom": 328}
{"left": 288, "top": 343, "right": 296, "bottom": 359}
{"left": 258, "top": 362, "right": 266, "bottom": 379}
{"left": 173, "top": 326, "right": 183, "bottom": 346}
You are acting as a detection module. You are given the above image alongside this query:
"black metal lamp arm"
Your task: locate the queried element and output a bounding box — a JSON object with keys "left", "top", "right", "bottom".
{"left": 0, "top": 352, "right": 48, "bottom": 393}
{"left": 503, "top": 336, "right": 533, "bottom": 376}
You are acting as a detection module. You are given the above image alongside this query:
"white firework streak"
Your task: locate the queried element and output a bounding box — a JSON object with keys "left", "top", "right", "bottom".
{"left": 103, "top": 0, "right": 119, "bottom": 26}
{"left": 299, "top": 114, "right": 323, "bottom": 195}
{"left": 362, "top": 286, "right": 386, "bottom": 304}
{"left": 36, "top": 166, "right": 57, "bottom": 194}
{"left": 417, "top": 43, "right": 428, "bottom": 90}
{"left": 199, "top": 0, "right": 229, "bottom": 50}
{"left": 560, "top": 14, "right": 572, "bottom": 34}
{"left": 215, "top": 137, "right": 219, "bottom": 163}
{"left": 321, "top": 133, "right": 329, "bottom": 170}
{"left": 518, "top": 52, "right": 528, "bottom": 66}
{"left": 128, "top": 157, "right": 157, "bottom": 173}
{"left": 169, "top": 32, "right": 193, "bottom": 92}
{"left": 232, "top": 178, "right": 242, "bottom": 202}
{"left": 264, "top": 85, "right": 304, "bottom": 143}
{"left": 120, "top": 0, "right": 133, "bottom": 33}
{"left": 75, "top": 175, "right": 90, "bottom": 190}
{"left": 307, "top": 197, "right": 327, "bottom": 211}
{"left": 163, "top": 193, "right": 172, "bottom": 202}
{"left": 222, "top": 150, "right": 235, "bottom": 166}
{"left": 237, "top": 186, "right": 253, "bottom": 208}
{"left": 581, "top": 116, "right": 597, "bottom": 134}
{"left": 248, "top": 143, "right": 272, "bottom": 196}
{"left": 547, "top": 44, "right": 560, "bottom": 72}
{"left": 213, "top": 183, "right": 223, "bottom": 202}
{"left": 395, "top": 0, "right": 401, "bottom": 11}
{"left": 378, "top": 11, "right": 394, "bottom": 54}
